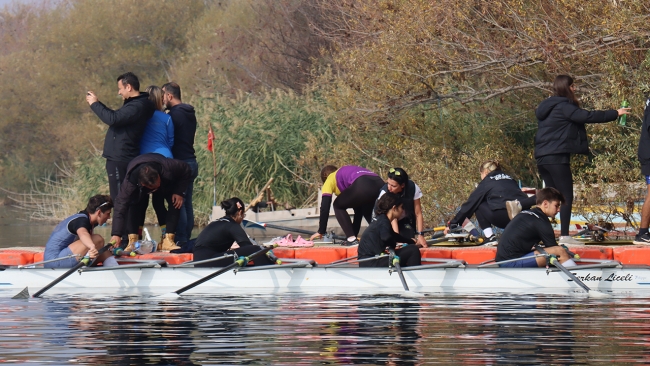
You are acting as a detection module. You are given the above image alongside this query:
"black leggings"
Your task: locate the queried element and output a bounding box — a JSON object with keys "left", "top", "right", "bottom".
{"left": 475, "top": 195, "right": 537, "bottom": 230}
{"left": 105, "top": 160, "right": 129, "bottom": 202}
{"left": 193, "top": 245, "right": 275, "bottom": 268}
{"left": 333, "top": 175, "right": 385, "bottom": 237}
{"left": 359, "top": 245, "right": 421, "bottom": 267}
{"left": 537, "top": 163, "right": 572, "bottom": 236}
{"left": 126, "top": 193, "right": 180, "bottom": 235}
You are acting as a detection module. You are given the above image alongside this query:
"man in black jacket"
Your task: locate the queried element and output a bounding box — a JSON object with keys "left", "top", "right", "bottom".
{"left": 86, "top": 72, "right": 156, "bottom": 201}
{"left": 162, "top": 82, "right": 198, "bottom": 244}
{"left": 635, "top": 97, "right": 650, "bottom": 245}
{"left": 110, "top": 153, "right": 192, "bottom": 252}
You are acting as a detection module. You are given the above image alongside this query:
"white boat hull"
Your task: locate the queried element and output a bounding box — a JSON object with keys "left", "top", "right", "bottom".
{"left": 1, "top": 266, "right": 649, "bottom": 296}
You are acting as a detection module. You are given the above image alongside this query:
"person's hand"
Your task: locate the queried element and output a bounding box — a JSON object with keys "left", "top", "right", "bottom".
{"left": 172, "top": 194, "right": 184, "bottom": 209}
{"left": 86, "top": 247, "right": 99, "bottom": 259}
{"left": 416, "top": 235, "right": 428, "bottom": 248}
{"left": 86, "top": 91, "right": 98, "bottom": 105}
{"left": 310, "top": 232, "right": 323, "bottom": 241}
{"left": 110, "top": 236, "right": 121, "bottom": 248}
{"left": 444, "top": 227, "right": 450, "bottom": 235}
{"left": 617, "top": 107, "right": 631, "bottom": 116}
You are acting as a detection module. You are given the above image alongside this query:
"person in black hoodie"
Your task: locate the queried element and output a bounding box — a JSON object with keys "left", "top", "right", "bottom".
{"left": 634, "top": 96, "right": 650, "bottom": 244}
{"left": 162, "top": 82, "right": 198, "bottom": 244}
{"left": 534, "top": 75, "right": 629, "bottom": 245}
{"left": 110, "top": 153, "right": 192, "bottom": 252}
{"left": 445, "top": 160, "right": 537, "bottom": 244}
{"left": 86, "top": 72, "right": 156, "bottom": 201}
{"left": 358, "top": 193, "right": 420, "bottom": 267}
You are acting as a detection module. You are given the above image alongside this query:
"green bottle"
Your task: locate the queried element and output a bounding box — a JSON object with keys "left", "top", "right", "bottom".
{"left": 619, "top": 100, "right": 629, "bottom": 126}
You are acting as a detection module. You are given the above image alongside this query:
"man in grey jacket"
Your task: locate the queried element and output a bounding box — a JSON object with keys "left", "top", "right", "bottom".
{"left": 86, "top": 72, "right": 155, "bottom": 201}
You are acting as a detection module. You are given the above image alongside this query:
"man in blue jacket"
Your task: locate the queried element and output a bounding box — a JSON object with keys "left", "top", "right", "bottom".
{"left": 86, "top": 72, "right": 156, "bottom": 202}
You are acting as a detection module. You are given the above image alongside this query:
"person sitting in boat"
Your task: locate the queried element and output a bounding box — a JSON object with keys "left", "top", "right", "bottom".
{"left": 358, "top": 193, "right": 421, "bottom": 267}
{"left": 496, "top": 187, "right": 576, "bottom": 268}
{"left": 444, "top": 160, "right": 537, "bottom": 244}
{"left": 193, "top": 197, "right": 276, "bottom": 267}
{"left": 43, "top": 195, "right": 115, "bottom": 268}
{"left": 310, "top": 165, "right": 385, "bottom": 246}
{"left": 373, "top": 167, "right": 428, "bottom": 248}
{"left": 110, "top": 153, "right": 192, "bottom": 252}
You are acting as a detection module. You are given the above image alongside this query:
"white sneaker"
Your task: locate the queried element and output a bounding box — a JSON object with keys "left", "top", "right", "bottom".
{"left": 558, "top": 236, "right": 585, "bottom": 246}
{"left": 506, "top": 200, "right": 522, "bottom": 220}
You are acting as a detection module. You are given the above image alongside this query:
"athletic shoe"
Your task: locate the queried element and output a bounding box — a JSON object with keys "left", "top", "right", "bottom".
{"left": 482, "top": 235, "right": 498, "bottom": 246}
{"left": 505, "top": 200, "right": 522, "bottom": 220}
{"left": 558, "top": 236, "right": 585, "bottom": 246}
{"left": 342, "top": 238, "right": 359, "bottom": 247}
{"left": 633, "top": 233, "right": 650, "bottom": 245}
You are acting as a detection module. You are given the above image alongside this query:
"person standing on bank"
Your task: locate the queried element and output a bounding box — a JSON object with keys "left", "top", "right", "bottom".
{"left": 374, "top": 168, "right": 428, "bottom": 248}
{"left": 310, "top": 165, "right": 385, "bottom": 246}
{"left": 162, "top": 82, "right": 198, "bottom": 244}
{"left": 534, "top": 75, "right": 630, "bottom": 245}
{"left": 635, "top": 96, "right": 650, "bottom": 244}
{"left": 86, "top": 72, "right": 156, "bottom": 202}
{"left": 110, "top": 153, "right": 192, "bottom": 252}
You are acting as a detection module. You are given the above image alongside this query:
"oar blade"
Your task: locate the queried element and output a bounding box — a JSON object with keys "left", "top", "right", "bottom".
{"left": 12, "top": 287, "right": 30, "bottom": 300}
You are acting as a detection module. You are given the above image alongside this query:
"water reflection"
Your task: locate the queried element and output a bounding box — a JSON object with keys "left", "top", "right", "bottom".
{"left": 1, "top": 294, "right": 650, "bottom": 364}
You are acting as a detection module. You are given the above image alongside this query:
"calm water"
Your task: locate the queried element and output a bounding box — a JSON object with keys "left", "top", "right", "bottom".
{"left": 1, "top": 293, "right": 650, "bottom": 364}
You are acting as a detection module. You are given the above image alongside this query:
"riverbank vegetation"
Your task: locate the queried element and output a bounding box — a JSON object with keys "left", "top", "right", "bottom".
{"left": 2, "top": 0, "right": 650, "bottom": 226}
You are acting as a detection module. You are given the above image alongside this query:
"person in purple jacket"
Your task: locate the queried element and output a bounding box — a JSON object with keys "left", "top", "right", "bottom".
{"left": 310, "top": 165, "right": 385, "bottom": 246}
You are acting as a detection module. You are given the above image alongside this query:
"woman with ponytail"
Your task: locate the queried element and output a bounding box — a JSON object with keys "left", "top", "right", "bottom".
{"left": 193, "top": 197, "right": 274, "bottom": 267}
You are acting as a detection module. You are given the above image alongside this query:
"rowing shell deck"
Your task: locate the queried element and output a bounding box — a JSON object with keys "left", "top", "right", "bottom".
{"left": 0, "top": 262, "right": 648, "bottom": 296}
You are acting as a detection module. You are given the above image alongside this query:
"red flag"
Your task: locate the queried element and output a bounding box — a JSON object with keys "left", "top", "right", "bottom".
{"left": 207, "top": 125, "right": 214, "bottom": 152}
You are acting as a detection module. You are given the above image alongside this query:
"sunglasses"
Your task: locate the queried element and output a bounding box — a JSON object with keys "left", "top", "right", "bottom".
{"left": 389, "top": 168, "right": 402, "bottom": 176}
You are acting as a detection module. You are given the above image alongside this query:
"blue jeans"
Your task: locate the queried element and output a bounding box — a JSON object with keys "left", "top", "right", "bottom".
{"left": 176, "top": 159, "right": 199, "bottom": 242}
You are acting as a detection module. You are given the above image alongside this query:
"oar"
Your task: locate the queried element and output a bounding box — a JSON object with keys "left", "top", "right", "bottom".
{"left": 26, "top": 243, "right": 114, "bottom": 299}
{"left": 536, "top": 245, "right": 608, "bottom": 298}
{"left": 243, "top": 220, "right": 348, "bottom": 241}
{"left": 163, "top": 246, "right": 274, "bottom": 297}
{"left": 389, "top": 248, "right": 423, "bottom": 297}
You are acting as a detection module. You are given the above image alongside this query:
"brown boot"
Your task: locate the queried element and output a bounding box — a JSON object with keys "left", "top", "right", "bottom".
{"left": 161, "top": 233, "right": 181, "bottom": 252}
{"left": 125, "top": 234, "right": 139, "bottom": 252}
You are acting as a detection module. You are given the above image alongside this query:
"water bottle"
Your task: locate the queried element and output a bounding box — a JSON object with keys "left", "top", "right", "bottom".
{"left": 619, "top": 100, "right": 629, "bottom": 126}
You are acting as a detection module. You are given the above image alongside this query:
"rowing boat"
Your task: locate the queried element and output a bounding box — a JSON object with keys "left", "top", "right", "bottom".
{"left": 1, "top": 258, "right": 648, "bottom": 296}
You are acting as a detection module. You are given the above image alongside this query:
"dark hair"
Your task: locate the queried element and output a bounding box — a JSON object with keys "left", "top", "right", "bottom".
{"left": 320, "top": 165, "right": 338, "bottom": 183}
{"left": 162, "top": 82, "right": 181, "bottom": 100}
{"left": 479, "top": 160, "right": 500, "bottom": 174}
{"left": 86, "top": 195, "right": 113, "bottom": 213}
{"left": 221, "top": 197, "right": 245, "bottom": 217}
{"left": 387, "top": 167, "right": 409, "bottom": 185}
{"left": 374, "top": 192, "right": 403, "bottom": 216}
{"left": 117, "top": 72, "right": 140, "bottom": 91}
{"left": 137, "top": 164, "right": 160, "bottom": 187}
{"left": 536, "top": 187, "right": 565, "bottom": 205}
{"left": 552, "top": 75, "right": 579, "bottom": 107}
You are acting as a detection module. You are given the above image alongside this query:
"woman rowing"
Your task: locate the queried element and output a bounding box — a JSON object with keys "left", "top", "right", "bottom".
{"left": 193, "top": 197, "right": 275, "bottom": 267}
{"left": 374, "top": 167, "right": 427, "bottom": 248}
{"left": 445, "top": 160, "right": 536, "bottom": 244}
{"left": 43, "top": 195, "right": 115, "bottom": 268}
{"left": 358, "top": 193, "right": 421, "bottom": 267}
{"left": 310, "top": 165, "right": 385, "bottom": 246}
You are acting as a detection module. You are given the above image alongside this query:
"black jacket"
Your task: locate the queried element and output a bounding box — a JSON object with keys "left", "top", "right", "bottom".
{"left": 168, "top": 103, "right": 197, "bottom": 161}
{"left": 534, "top": 96, "right": 618, "bottom": 158}
{"left": 374, "top": 180, "right": 417, "bottom": 233}
{"left": 496, "top": 207, "right": 557, "bottom": 262}
{"left": 91, "top": 93, "right": 156, "bottom": 162}
{"left": 639, "top": 98, "right": 650, "bottom": 174}
{"left": 450, "top": 169, "right": 529, "bottom": 226}
{"left": 358, "top": 214, "right": 415, "bottom": 259}
{"left": 111, "top": 153, "right": 192, "bottom": 236}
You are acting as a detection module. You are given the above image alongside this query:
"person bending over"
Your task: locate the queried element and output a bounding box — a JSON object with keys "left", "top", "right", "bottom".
{"left": 43, "top": 195, "right": 114, "bottom": 268}
{"left": 111, "top": 153, "right": 192, "bottom": 252}
{"left": 535, "top": 75, "right": 629, "bottom": 245}
{"left": 193, "top": 197, "right": 275, "bottom": 267}
{"left": 496, "top": 187, "right": 576, "bottom": 268}
{"left": 310, "top": 165, "right": 385, "bottom": 246}
{"left": 358, "top": 193, "right": 421, "bottom": 268}
{"left": 445, "top": 160, "right": 537, "bottom": 244}
{"left": 374, "top": 167, "right": 428, "bottom": 248}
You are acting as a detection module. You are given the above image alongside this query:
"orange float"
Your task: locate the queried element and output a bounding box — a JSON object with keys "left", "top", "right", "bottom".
{"left": 294, "top": 247, "right": 348, "bottom": 264}
{"left": 614, "top": 246, "right": 650, "bottom": 265}
{"left": 420, "top": 248, "right": 453, "bottom": 259}
{"left": 568, "top": 246, "right": 613, "bottom": 260}
{"left": 0, "top": 249, "right": 36, "bottom": 266}
{"left": 450, "top": 247, "right": 497, "bottom": 264}
{"left": 272, "top": 247, "right": 295, "bottom": 259}
{"left": 33, "top": 252, "right": 44, "bottom": 263}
